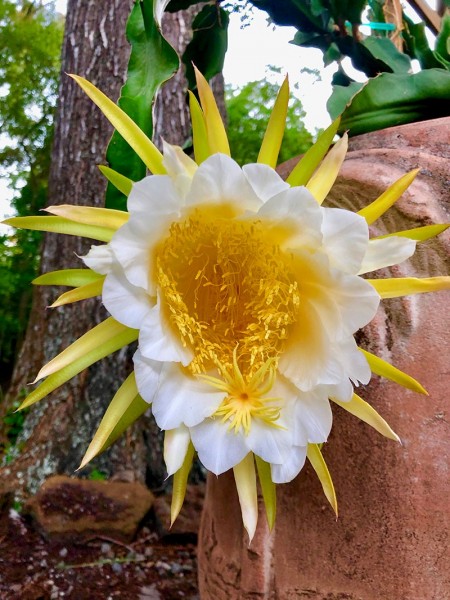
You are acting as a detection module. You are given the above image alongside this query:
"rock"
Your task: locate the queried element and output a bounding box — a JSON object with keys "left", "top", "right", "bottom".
{"left": 25, "top": 475, "right": 154, "bottom": 542}
{"left": 197, "top": 118, "right": 450, "bottom": 599}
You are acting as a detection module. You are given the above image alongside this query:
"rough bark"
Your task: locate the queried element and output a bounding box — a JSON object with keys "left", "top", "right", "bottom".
{"left": 1, "top": 2, "right": 223, "bottom": 495}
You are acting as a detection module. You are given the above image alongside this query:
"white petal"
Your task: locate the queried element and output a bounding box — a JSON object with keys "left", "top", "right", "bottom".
{"left": 151, "top": 364, "right": 225, "bottom": 429}
{"left": 133, "top": 350, "right": 164, "bottom": 404}
{"left": 139, "top": 294, "right": 193, "bottom": 366}
{"left": 109, "top": 224, "right": 152, "bottom": 292}
{"left": 321, "top": 207, "right": 369, "bottom": 274}
{"left": 270, "top": 445, "right": 307, "bottom": 484}
{"left": 127, "top": 174, "right": 182, "bottom": 216}
{"left": 102, "top": 269, "right": 153, "bottom": 329}
{"left": 81, "top": 244, "right": 115, "bottom": 275}
{"left": 279, "top": 299, "right": 332, "bottom": 391}
{"left": 162, "top": 141, "right": 197, "bottom": 199}
{"left": 358, "top": 236, "right": 416, "bottom": 275}
{"left": 294, "top": 250, "right": 380, "bottom": 339}
{"left": 257, "top": 186, "right": 323, "bottom": 250}
{"left": 246, "top": 420, "right": 293, "bottom": 465}
{"left": 293, "top": 388, "right": 332, "bottom": 446}
{"left": 185, "top": 154, "right": 262, "bottom": 211}
{"left": 246, "top": 376, "right": 297, "bottom": 464}
{"left": 190, "top": 418, "right": 249, "bottom": 475}
{"left": 164, "top": 425, "right": 191, "bottom": 476}
{"left": 242, "top": 163, "right": 290, "bottom": 202}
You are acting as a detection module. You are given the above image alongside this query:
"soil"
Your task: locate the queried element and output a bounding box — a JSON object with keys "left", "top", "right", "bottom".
{"left": 0, "top": 490, "right": 200, "bottom": 600}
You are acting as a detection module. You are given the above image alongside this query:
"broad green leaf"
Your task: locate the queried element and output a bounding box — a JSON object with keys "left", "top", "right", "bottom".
{"left": 332, "top": 394, "right": 400, "bottom": 442}
{"left": 171, "top": 441, "right": 195, "bottom": 526}
{"left": 79, "top": 373, "right": 140, "bottom": 469}
{"left": 376, "top": 224, "right": 449, "bottom": 242}
{"left": 188, "top": 91, "right": 210, "bottom": 163}
{"left": 328, "top": 70, "right": 450, "bottom": 137}
{"left": 33, "top": 269, "right": 102, "bottom": 287}
{"left": 361, "top": 37, "right": 412, "bottom": 73}
{"left": 105, "top": 0, "right": 179, "bottom": 210}
{"left": 306, "top": 134, "right": 348, "bottom": 204}
{"left": 50, "top": 278, "right": 105, "bottom": 307}
{"left": 194, "top": 66, "right": 230, "bottom": 155}
{"left": 368, "top": 276, "right": 450, "bottom": 299}
{"left": 255, "top": 456, "right": 276, "bottom": 530}
{"left": 34, "top": 317, "right": 135, "bottom": 381}
{"left": 98, "top": 166, "right": 134, "bottom": 197}
{"left": 436, "top": 15, "right": 450, "bottom": 62}
{"left": 19, "top": 325, "right": 138, "bottom": 410}
{"left": 257, "top": 76, "right": 289, "bottom": 168}
{"left": 182, "top": 5, "right": 229, "bottom": 90}
{"left": 286, "top": 117, "right": 340, "bottom": 187}
{"left": 357, "top": 169, "right": 419, "bottom": 225}
{"left": 360, "top": 348, "right": 427, "bottom": 395}
{"left": 402, "top": 14, "right": 450, "bottom": 71}
{"left": 3, "top": 215, "right": 114, "bottom": 242}
{"left": 233, "top": 453, "right": 258, "bottom": 542}
{"left": 307, "top": 444, "right": 337, "bottom": 516}
{"left": 45, "top": 205, "right": 128, "bottom": 230}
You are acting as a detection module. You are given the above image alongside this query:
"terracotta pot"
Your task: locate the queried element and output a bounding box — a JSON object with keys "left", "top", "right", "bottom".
{"left": 197, "top": 118, "right": 450, "bottom": 600}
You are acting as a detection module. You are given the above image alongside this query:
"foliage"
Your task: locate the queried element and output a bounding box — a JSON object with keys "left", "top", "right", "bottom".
{"left": 105, "top": 0, "right": 179, "bottom": 211}
{"left": 0, "top": 1, "right": 63, "bottom": 377}
{"left": 226, "top": 77, "right": 313, "bottom": 166}
{"left": 0, "top": 0, "right": 63, "bottom": 182}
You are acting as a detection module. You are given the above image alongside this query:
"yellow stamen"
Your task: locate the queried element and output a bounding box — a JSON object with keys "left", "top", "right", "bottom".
{"left": 198, "top": 350, "right": 283, "bottom": 436}
{"left": 155, "top": 205, "right": 300, "bottom": 377}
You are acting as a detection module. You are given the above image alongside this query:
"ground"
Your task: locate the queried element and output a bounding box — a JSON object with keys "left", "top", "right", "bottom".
{"left": 0, "top": 488, "right": 200, "bottom": 600}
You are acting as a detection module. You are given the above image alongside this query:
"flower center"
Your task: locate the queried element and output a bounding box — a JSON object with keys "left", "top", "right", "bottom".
{"left": 155, "top": 205, "right": 300, "bottom": 376}
{"left": 198, "top": 349, "right": 283, "bottom": 435}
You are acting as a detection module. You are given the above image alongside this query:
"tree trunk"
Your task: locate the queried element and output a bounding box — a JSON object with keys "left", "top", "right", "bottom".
{"left": 1, "top": 2, "right": 222, "bottom": 495}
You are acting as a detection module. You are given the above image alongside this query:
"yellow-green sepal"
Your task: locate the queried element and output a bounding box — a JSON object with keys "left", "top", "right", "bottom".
{"left": 171, "top": 441, "right": 195, "bottom": 527}
{"left": 50, "top": 277, "right": 105, "bottom": 307}
{"left": 98, "top": 165, "right": 134, "bottom": 197}
{"left": 233, "top": 453, "right": 258, "bottom": 542}
{"left": 332, "top": 393, "right": 400, "bottom": 442}
{"left": 33, "top": 317, "right": 133, "bottom": 381}
{"left": 307, "top": 443, "right": 338, "bottom": 517}
{"left": 70, "top": 74, "right": 166, "bottom": 175}
{"left": 368, "top": 276, "right": 450, "bottom": 299}
{"left": 357, "top": 169, "right": 419, "bottom": 224}
{"left": 360, "top": 348, "right": 427, "bottom": 394}
{"left": 194, "top": 66, "right": 230, "bottom": 156}
{"left": 19, "top": 320, "right": 138, "bottom": 410}
{"left": 375, "top": 223, "right": 449, "bottom": 242}
{"left": 257, "top": 76, "right": 289, "bottom": 168}
{"left": 255, "top": 456, "right": 276, "bottom": 530}
{"left": 286, "top": 117, "right": 340, "bottom": 187}
{"left": 45, "top": 205, "right": 128, "bottom": 230}
{"left": 79, "top": 372, "right": 143, "bottom": 469}
{"left": 33, "top": 269, "right": 103, "bottom": 287}
{"left": 188, "top": 90, "right": 210, "bottom": 164}
{"left": 306, "top": 134, "right": 348, "bottom": 204}
{"left": 3, "top": 216, "right": 114, "bottom": 242}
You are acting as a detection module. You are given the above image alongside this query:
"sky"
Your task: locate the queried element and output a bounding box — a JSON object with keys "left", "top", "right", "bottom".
{"left": 0, "top": 0, "right": 438, "bottom": 227}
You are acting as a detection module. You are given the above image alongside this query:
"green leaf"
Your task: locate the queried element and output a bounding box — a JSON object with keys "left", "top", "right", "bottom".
{"left": 328, "top": 70, "right": 450, "bottom": 136}
{"left": 182, "top": 5, "right": 229, "bottom": 90}
{"left": 436, "top": 15, "right": 450, "bottom": 62}
{"left": 402, "top": 14, "right": 450, "bottom": 70}
{"left": 105, "top": 0, "right": 179, "bottom": 211}
{"left": 360, "top": 37, "right": 412, "bottom": 73}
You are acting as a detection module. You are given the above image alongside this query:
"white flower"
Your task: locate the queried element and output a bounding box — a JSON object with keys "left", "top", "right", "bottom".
{"left": 83, "top": 150, "right": 387, "bottom": 483}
